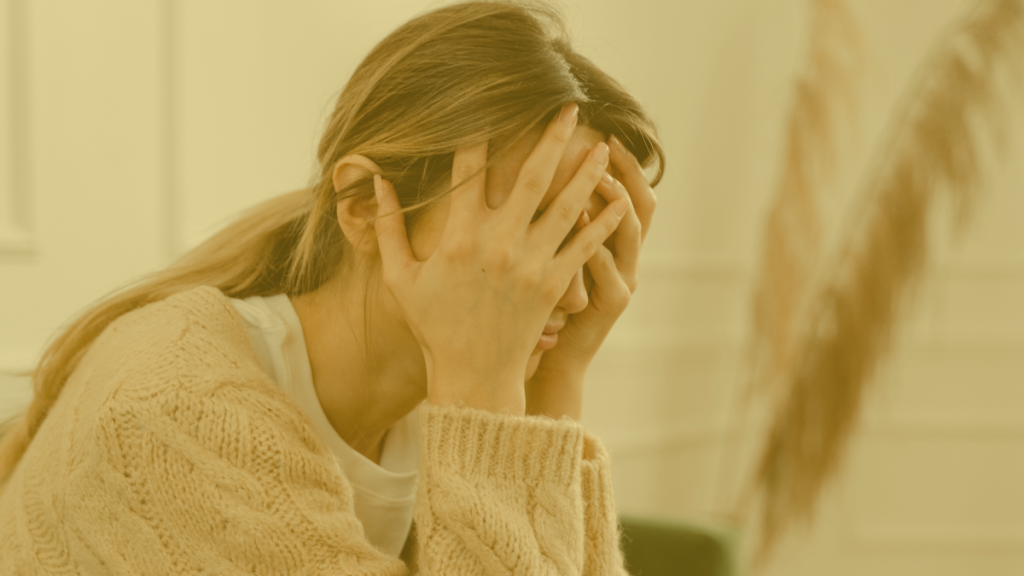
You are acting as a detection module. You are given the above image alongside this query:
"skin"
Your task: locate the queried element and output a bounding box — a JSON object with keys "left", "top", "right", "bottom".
{"left": 291, "top": 124, "right": 619, "bottom": 465}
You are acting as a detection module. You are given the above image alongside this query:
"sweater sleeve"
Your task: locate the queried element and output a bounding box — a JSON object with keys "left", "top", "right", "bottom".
{"left": 90, "top": 389, "right": 629, "bottom": 575}
{"left": 413, "top": 402, "right": 631, "bottom": 576}
{"left": 580, "top": 433, "right": 632, "bottom": 576}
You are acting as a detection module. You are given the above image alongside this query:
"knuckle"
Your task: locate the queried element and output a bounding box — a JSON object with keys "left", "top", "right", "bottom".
{"left": 519, "top": 169, "right": 549, "bottom": 196}
{"left": 556, "top": 202, "right": 577, "bottom": 228}
{"left": 484, "top": 243, "right": 514, "bottom": 269}
{"left": 549, "top": 125, "right": 572, "bottom": 145}
{"left": 453, "top": 163, "right": 481, "bottom": 186}
{"left": 512, "top": 261, "right": 544, "bottom": 296}
{"left": 445, "top": 235, "right": 474, "bottom": 259}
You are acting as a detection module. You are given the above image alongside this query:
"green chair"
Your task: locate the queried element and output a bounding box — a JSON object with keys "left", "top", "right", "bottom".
{"left": 618, "top": 515, "right": 737, "bottom": 576}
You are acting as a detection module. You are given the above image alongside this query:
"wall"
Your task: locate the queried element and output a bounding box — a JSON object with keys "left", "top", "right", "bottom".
{"left": 1, "top": 0, "right": 1021, "bottom": 574}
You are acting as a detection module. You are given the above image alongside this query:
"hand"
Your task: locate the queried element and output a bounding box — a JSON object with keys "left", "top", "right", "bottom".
{"left": 372, "top": 103, "right": 631, "bottom": 416}
{"left": 525, "top": 134, "right": 657, "bottom": 421}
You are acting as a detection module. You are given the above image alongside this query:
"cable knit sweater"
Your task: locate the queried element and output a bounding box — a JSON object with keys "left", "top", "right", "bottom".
{"left": 0, "top": 286, "right": 631, "bottom": 575}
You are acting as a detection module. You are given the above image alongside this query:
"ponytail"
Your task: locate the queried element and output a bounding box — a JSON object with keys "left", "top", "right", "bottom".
{"left": 0, "top": 188, "right": 319, "bottom": 488}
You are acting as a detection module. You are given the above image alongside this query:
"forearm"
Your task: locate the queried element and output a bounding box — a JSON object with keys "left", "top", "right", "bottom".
{"left": 525, "top": 366, "right": 586, "bottom": 422}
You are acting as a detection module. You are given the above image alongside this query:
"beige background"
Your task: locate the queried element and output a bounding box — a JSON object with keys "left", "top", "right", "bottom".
{"left": 1, "top": 0, "right": 1022, "bottom": 574}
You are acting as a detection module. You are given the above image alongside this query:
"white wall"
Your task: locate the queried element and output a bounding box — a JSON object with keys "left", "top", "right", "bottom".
{"left": 1, "top": 0, "right": 1022, "bottom": 574}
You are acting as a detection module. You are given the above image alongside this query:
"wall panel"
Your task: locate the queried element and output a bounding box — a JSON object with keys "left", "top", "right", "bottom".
{"left": 0, "top": 0, "right": 165, "bottom": 418}
{"left": 0, "top": 0, "right": 31, "bottom": 254}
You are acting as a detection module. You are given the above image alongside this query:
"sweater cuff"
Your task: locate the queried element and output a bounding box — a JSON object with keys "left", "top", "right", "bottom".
{"left": 419, "top": 402, "right": 585, "bottom": 490}
{"left": 581, "top": 431, "right": 629, "bottom": 576}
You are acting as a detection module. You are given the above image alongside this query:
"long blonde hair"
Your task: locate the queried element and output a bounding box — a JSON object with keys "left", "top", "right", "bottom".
{"left": 0, "top": 0, "right": 665, "bottom": 486}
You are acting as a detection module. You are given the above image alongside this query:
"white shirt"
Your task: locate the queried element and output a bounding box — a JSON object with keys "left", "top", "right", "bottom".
{"left": 227, "top": 294, "right": 420, "bottom": 558}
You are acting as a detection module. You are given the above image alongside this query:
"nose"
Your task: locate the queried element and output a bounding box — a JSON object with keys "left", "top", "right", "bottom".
{"left": 556, "top": 267, "right": 589, "bottom": 315}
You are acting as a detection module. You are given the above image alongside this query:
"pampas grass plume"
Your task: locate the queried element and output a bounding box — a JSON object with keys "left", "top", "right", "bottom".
{"left": 747, "top": 0, "right": 1024, "bottom": 562}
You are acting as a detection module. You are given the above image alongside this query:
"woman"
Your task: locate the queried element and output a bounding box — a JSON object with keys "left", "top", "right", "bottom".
{"left": 0, "top": 0, "right": 664, "bottom": 573}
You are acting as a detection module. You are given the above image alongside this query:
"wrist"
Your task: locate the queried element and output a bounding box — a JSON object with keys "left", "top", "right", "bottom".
{"left": 427, "top": 369, "right": 526, "bottom": 417}
{"left": 533, "top": 358, "right": 589, "bottom": 383}
{"left": 426, "top": 392, "right": 525, "bottom": 417}
{"left": 525, "top": 369, "right": 585, "bottom": 421}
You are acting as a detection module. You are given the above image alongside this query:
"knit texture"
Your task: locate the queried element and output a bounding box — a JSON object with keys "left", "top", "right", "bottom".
{"left": 0, "top": 286, "right": 631, "bottom": 575}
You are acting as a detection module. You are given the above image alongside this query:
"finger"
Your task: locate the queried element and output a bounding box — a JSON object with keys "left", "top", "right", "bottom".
{"left": 500, "top": 103, "right": 579, "bottom": 230}
{"left": 595, "top": 174, "right": 641, "bottom": 283}
{"left": 444, "top": 140, "right": 488, "bottom": 243}
{"left": 534, "top": 141, "right": 610, "bottom": 253}
{"left": 553, "top": 195, "right": 628, "bottom": 278}
{"left": 374, "top": 175, "right": 416, "bottom": 280}
{"left": 584, "top": 244, "right": 631, "bottom": 312}
{"left": 608, "top": 135, "right": 656, "bottom": 245}
{"left": 579, "top": 207, "right": 596, "bottom": 294}
{"left": 556, "top": 207, "right": 589, "bottom": 253}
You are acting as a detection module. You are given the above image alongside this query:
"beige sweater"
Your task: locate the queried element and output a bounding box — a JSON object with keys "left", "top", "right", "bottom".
{"left": 0, "top": 286, "right": 631, "bottom": 575}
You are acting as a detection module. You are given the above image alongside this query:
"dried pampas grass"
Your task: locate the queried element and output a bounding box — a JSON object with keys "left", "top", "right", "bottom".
{"left": 747, "top": 0, "right": 1024, "bottom": 561}
{"left": 749, "top": 0, "right": 862, "bottom": 404}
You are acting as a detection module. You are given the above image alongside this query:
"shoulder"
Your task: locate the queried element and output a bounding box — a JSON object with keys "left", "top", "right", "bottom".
{"left": 94, "top": 285, "right": 254, "bottom": 374}
{"left": 83, "top": 285, "right": 334, "bottom": 465}
{"left": 83, "top": 286, "right": 310, "bottom": 433}
{"left": 91, "top": 286, "right": 260, "bottom": 388}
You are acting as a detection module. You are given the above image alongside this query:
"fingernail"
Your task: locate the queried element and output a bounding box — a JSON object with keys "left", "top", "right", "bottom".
{"left": 610, "top": 134, "right": 627, "bottom": 152}
{"left": 602, "top": 172, "right": 614, "bottom": 186}
{"left": 560, "top": 103, "right": 579, "bottom": 126}
{"left": 374, "top": 174, "right": 382, "bottom": 203}
{"left": 593, "top": 142, "right": 609, "bottom": 166}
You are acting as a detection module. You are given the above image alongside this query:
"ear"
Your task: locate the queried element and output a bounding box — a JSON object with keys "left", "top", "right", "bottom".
{"left": 333, "top": 154, "right": 384, "bottom": 257}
